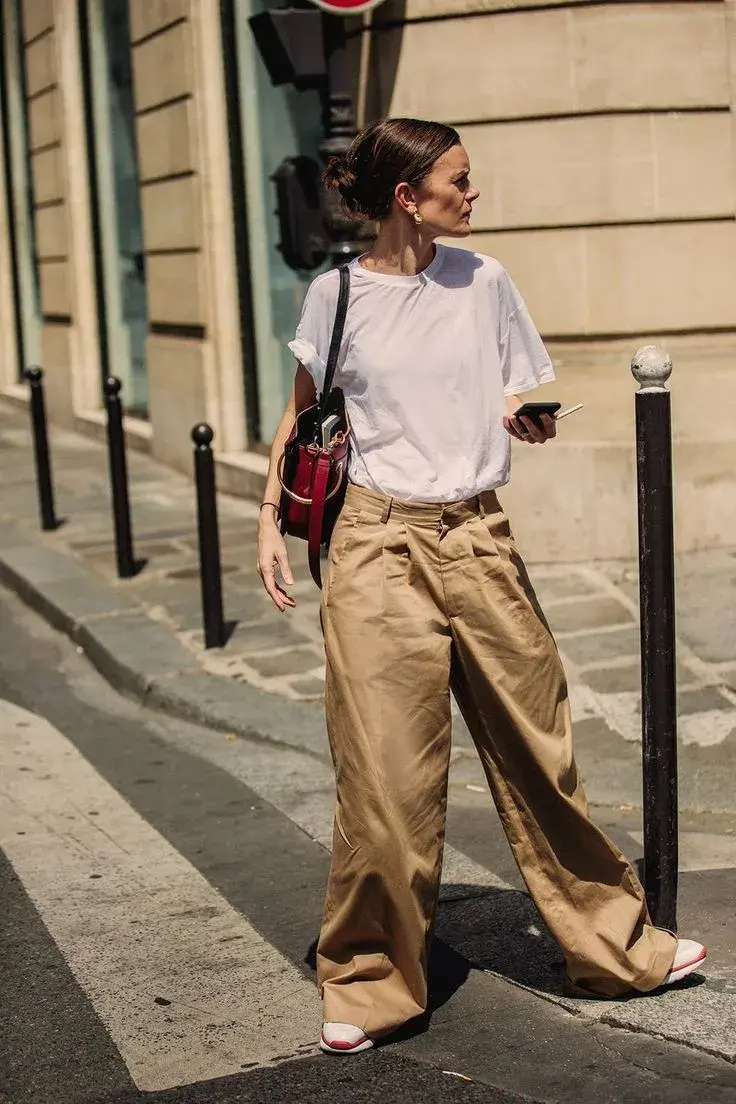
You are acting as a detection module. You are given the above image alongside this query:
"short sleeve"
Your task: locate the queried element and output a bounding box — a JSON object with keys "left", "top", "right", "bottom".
{"left": 496, "top": 267, "right": 556, "bottom": 397}
{"left": 287, "top": 271, "right": 340, "bottom": 394}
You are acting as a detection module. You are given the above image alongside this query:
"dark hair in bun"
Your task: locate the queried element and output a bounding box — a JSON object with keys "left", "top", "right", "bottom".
{"left": 323, "top": 117, "right": 460, "bottom": 222}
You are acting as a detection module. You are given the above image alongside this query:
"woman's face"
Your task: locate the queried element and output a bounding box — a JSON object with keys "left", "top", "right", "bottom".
{"left": 410, "top": 144, "right": 480, "bottom": 237}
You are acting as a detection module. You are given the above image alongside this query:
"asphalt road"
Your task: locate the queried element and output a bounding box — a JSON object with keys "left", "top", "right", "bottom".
{"left": 2, "top": 584, "right": 735, "bottom": 1104}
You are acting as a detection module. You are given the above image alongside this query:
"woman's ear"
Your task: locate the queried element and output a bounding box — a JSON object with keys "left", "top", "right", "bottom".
{"left": 394, "top": 181, "right": 417, "bottom": 217}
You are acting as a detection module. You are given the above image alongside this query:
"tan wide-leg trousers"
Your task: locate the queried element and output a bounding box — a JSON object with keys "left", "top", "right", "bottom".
{"left": 317, "top": 483, "right": 676, "bottom": 1037}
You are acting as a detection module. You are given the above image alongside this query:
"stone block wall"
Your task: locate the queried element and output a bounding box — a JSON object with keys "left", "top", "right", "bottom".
{"left": 367, "top": 0, "right": 736, "bottom": 338}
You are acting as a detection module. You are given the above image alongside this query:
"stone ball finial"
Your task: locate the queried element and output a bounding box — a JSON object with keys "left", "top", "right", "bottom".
{"left": 24, "top": 366, "right": 43, "bottom": 384}
{"left": 191, "top": 423, "right": 214, "bottom": 447}
{"left": 631, "top": 345, "right": 672, "bottom": 391}
{"left": 103, "top": 376, "right": 122, "bottom": 397}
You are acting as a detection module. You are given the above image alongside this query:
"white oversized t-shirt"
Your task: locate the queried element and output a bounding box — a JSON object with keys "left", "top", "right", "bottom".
{"left": 288, "top": 244, "right": 555, "bottom": 503}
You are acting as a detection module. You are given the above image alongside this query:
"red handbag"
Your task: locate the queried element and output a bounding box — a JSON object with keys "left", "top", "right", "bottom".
{"left": 278, "top": 264, "right": 351, "bottom": 588}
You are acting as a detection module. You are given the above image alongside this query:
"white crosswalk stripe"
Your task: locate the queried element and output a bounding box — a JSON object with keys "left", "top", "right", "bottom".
{"left": 0, "top": 699, "right": 319, "bottom": 1092}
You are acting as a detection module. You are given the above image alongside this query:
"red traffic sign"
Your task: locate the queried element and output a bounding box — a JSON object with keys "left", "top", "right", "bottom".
{"left": 310, "top": 0, "right": 388, "bottom": 14}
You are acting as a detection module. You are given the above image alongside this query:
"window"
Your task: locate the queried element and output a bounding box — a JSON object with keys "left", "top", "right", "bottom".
{"left": 226, "top": 0, "right": 327, "bottom": 447}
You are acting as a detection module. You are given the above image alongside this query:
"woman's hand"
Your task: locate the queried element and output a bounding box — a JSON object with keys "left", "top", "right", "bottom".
{"left": 257, "top": 509, "right": 295, "bottom": 613}
{"left": 503, "top": 394, "right": 557, "bottom": 445}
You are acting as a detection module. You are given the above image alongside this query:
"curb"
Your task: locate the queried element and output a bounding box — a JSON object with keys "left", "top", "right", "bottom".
{"left": 0, "top": 525, "right": 329, "bottom": 762}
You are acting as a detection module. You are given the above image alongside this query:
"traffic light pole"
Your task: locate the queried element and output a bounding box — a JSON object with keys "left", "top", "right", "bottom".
{"left": 248, "top": 6, "right": 374, "bottom": 269}
{"left": 319, "top": 14, "right": 373, "bottom": 265}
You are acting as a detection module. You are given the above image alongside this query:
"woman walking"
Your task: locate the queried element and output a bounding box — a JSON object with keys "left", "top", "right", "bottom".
{"left": 257, "top": 118, "right": 706, "bottom": 1055}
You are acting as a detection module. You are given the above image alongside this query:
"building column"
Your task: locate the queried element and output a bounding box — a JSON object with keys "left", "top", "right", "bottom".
{"left": 130, "top": 0, "right": 245, "bottom": 472}
{"left": 0, "top": 23, "right": 21, "bottom": 393}
{"left": 55, "top": 0, "right": 102, "bottom": 415}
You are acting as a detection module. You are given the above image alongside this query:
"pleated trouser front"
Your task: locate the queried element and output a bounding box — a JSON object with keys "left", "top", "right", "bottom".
{"left": 317, "top": 483, "right": 676, "bottom": 1037}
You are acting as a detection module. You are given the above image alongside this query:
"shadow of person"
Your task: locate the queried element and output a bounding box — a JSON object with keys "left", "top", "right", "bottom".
{"left": 304, "top": 882, "right": 703, "bottom": 1043}
{"left": 304, "top": 883, "right": 564, "bottom": 1044}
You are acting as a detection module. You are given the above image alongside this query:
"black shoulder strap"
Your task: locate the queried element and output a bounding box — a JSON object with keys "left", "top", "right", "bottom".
{"left": 319, "top": 264, "right": 350, "bottom": 413}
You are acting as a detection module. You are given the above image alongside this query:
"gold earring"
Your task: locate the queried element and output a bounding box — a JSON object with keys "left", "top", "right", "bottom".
{"left": 413, "top": 212, "right": 423, "bottom": 226}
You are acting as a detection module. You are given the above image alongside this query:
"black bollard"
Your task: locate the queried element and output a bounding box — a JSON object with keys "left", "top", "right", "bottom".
{"left": 191, "top": 423, "right": 226, "bottom": 649}
{"left": 23, "top": 366, "right": 58, "bottom": 531}
{"left": 103, "top": 377, "right": 136, "bottom": 579}
{"left": 632, "top": 345, "right": 678, "bottom": 932}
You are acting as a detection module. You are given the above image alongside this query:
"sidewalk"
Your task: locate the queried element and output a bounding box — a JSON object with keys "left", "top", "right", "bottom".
{"left": 2, "top": 398, "right": 736, "bottom": 1065}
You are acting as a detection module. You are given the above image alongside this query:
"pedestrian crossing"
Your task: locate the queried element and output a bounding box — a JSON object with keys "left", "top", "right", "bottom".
{"left": 2, "top": 692, "right": 735, "bottom": 1100}
{"left": 0, "top": 698, "right": 319, "bottom": 1091}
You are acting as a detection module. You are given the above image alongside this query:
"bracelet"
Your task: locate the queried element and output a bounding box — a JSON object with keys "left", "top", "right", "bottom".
{"left": 260, "top": 501, "right": 280, "bottom": 515}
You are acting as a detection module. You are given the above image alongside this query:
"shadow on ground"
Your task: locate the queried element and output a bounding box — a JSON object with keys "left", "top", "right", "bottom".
{"left": 305, "top": 882, "right": 709, "bottom": 1046}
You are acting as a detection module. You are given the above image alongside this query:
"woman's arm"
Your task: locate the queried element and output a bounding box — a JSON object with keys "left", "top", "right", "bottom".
{"left": 257, "top": 363, "right": 317, "bottom": 611}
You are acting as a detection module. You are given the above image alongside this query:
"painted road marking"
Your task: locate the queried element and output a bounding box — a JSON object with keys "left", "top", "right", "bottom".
{"left": 0, "top": 699, "right": 319, "bottom": 1092}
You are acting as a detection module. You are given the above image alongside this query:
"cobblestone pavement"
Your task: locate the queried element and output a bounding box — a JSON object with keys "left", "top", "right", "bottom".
{"left": 2, "top": 400, "right": 735, "bottom": 816}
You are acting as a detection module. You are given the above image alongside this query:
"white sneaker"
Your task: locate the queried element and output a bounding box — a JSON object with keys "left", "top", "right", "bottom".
{"left": 661, "top": 939, "right": 707, "bottom": 986}
{"left": 319, "top": 1022, "right": 374, "bottom": 1055}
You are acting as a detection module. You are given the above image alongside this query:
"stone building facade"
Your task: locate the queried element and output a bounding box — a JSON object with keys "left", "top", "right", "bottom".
{"left": 1, "top": 0, "right": 734, "bottom": 558}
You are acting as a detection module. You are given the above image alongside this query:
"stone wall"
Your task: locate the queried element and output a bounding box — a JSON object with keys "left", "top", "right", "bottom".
{"left": 368, "top": 0, "right": 736, "bottom": 337}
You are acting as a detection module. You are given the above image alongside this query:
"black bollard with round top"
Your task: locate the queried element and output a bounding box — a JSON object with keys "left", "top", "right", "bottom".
{"left": 191, "top": 423, "right": 226, "bottom": 649}
{"left": 23, "top": 366, "right": 58, "bottom": 531}
{"left": 103, "top": 377, "right": 136, "bottom": 579}
{"left": 632, "top": 344, "right": 678, "bottom": 932}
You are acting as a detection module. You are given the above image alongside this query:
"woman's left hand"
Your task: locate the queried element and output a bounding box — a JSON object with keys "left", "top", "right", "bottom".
{"left": 503, "top": 411, "right": 557, "bottom": 444}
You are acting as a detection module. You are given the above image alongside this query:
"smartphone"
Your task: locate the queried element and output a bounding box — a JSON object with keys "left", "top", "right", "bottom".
{"left": 321, "top": 413, "right": 340, "bottom": 448}
{"left": 513, "top": 401, "right": 561, "bottom": 428}
{"left": 512, "top": 401, "right": 583, "bottom": 428}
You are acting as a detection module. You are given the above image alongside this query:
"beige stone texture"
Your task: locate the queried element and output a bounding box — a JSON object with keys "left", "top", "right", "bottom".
{"left": 502, "top": 442, "right": 637, "bottom": 562}
{"left": 674, "top": 441, "right": 736, "bottom": 553}
{"left": 137, "top": 99, "right": 198, "bottom": 182}
{"left": 38, "top": 260, "right": 71, "bottom": 316}
{"left": 465, "top": 219, "right": 736, "bottom": 335}
{"left": 55, "top": 0, "right": 104, "bottom": 412}
{"left": 497, "top": 331, "right": 736, "bottom": 558}
{"left": 146, "top": 254, "right": 205, "bottom": 327}
{"left": 28, "top": 88, "right": 62, "bottom": 151}
{"left": 464, "top": 111, "right": 733, "bottom": 230}
{"left": 129, "top": 0, "right": 190, "bottom": 43}
{"left": 378, "top": 4, "right": 729, "bottom": 122}
{"left": 146, "top": 334, "right": 208, "bottom": 471}
{"left": 503, "top": 436, "right": 736, "bottom": 562}
{"left": 34, "top": 203, "right": 68, "bottom": 260}
{"left": 456, "top": 231, "right": 588, "bottom": 335}
{"left": 140, "top": 177, "right": 202, "bottom": 251}
{"left": 536, "top": 334, "right": 736, "bottom": 446}
{"left": 652, "top": 112, "right": 735, "bottom": 220}
{"left": 30, "top": 146, "right": 65, "bottom": 204}
{"left": 21, "top": 0, "right": 53, "bottom": 43}
{"left": 377, "top": 11, "right": 573, "bottom": 122}
{"left": 187, "top": 0, "right": 247, "bottom": 453}
{"left": 25, "top": 28, "right": 56, "bottom": 95}
{"left": 571, "top": 3, "right": 729, "bottom": 112}
{"left": 215, "top": 454, "right": 270, "bottom": 504}
{"left": 584, "top": 220, "right": 736, "bottom": 334}
{"left": 403, "top": 0, "right": 588, "bottom": 15}
{"left": 132, "top": 21, "right": 194, "bottom": 114}
{"left": 40, "top": 322, "right": 74, "bottom": 428}
{"left": 465, "top": 116, "right": 652, "bottom": 230}
{"left": 726, "top": 2, "right": 736, "bottom": 212}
